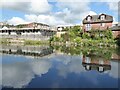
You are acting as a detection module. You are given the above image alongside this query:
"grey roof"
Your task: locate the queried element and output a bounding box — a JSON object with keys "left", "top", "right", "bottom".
{"left": 110, "top": 24, "right": 120, "bottom": 31}
{"left": 83, "top": 14, "right": 113, "bottom": 24}
{"left": 16, "top": 22, "right": 49, "bottom": 27}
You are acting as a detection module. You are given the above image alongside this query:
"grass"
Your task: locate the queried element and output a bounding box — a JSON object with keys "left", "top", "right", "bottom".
{"left": 24, "top": 39, "right": 49, "bottom": 45}
{"left": 50, "top": 39, "right": 117, "bottom": 47}
{"left": 0, "top": 38, "right": 49, "bottom": 45}
{"left": 0, "top": 38, "right": 10, "bottom": 44}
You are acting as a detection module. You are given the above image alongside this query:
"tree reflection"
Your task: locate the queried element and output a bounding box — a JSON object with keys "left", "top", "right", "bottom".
{"left": 52, "top": 45, "right": 120, "bottom": 73}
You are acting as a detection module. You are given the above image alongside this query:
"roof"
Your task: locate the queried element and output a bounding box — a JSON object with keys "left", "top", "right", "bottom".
{"left": 16, "top": 22, "right": 49, "bottom": 27}
{"left": 30, "top": 22, "right": 49, "bottom": 26}
{"left": 1, "top": 26, "right": 8, "bottom": 30}
{"left": 83, "top": 14, "right": 113, "bottom": 24}
{"left": 110, "top": 24, "right": 120, "bottom": 31}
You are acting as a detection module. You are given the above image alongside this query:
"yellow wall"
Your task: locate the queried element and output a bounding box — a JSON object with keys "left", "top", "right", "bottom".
{"left": 56, "top": 31, "right": 66, "bottom": 37}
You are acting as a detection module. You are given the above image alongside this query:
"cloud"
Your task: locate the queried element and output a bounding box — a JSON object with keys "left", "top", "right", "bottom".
{"left": 107, "top": 61, "right": 119, "bottom": 79}
{"left": 7, "top": 14, "right": 68, "bottom": 25}
{"left": 1, "top": 57, "right": 52, "bottom": 88}
{"left": 0, "top": 0, "right": 51, "bottom": 14}
{"left": 3, "top": 0, "right": 118, "bottom": 25}
{"left": 29, "top": 0, "right": 52, "bottom": 14}
{"left": 107, "top": 2, "right": 118, "bottom": 12}
{"left": 25, "top": 14, "right": 67, "bottom": 25}
{"left": 53, "top": 55, "right": 85, "bottom": 78}
{"left": 6, "top": 0, "right": 97, "bottom": 26}
{"left": 88, "top": 11, "right": 97, "bottom": 15}
{"left": 54, "top": 1, "right": 91, "bottom": 24}
{"left": 7, "top": 10, "right": 97, "bottom": 26}
{"left": 7, "top": 17, "right": 28, "bottom": 25}
{"left": 99, "top": 0, "right": 119, "bottom": 18}
{"left": 1, "top": 0, "right": 96, "bottom": 25}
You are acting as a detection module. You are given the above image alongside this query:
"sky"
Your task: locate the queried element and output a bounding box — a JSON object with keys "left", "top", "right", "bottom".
{"left": 0, "top": 0, "right": 119, "bottom": 26}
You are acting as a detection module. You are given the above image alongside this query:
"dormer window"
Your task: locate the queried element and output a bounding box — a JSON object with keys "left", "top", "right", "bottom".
{"left": 87, "top": 16, "right": 91, "bottom": 21}
{"left": 101, "top": 15, "right": 105, "bottom": 20}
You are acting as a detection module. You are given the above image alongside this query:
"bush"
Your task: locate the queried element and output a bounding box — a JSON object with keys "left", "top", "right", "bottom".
{"left": 24, "top": 40, "right": 46, "bottom": 45}
{"left": 74, "top": 37, "right": 81, "bottom": 43}
{"left": 116, "top": 38, "right": 120, "bottom": 46}
{"left": 82, "top": 33, "right": 90, "bottom": 39}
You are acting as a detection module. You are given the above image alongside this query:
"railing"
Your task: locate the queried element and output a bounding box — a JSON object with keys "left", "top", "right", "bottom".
{"left": 0, "top": 27, "right": 57, "bottom": 31}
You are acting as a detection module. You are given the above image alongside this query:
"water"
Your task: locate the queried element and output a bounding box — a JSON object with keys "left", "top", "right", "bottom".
{"left": 0, "top": 45, "right": 120, "bottom": 88}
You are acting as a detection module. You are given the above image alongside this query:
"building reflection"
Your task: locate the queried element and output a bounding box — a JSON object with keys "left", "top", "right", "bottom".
{"left": 52, "top": 45, "right": 120, "bottom": 73}
{"left": 0, "top": 45, "right": 54, "bottom": 58}
{"left": 82, "top": 55, "right": 111, "bottom": 73}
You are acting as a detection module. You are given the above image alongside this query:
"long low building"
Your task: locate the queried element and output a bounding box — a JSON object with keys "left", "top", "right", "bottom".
{"left": 0, "top": 22, "right": 57, "bottom": 40}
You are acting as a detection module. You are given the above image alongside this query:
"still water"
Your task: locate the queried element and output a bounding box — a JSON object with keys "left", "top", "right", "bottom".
{"left": 0, "top": 45, "right": 120, "bottom": 88}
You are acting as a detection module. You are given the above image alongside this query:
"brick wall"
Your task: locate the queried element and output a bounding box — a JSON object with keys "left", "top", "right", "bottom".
{"left": 112, "top": 30, "right": 120, "bottom": 38}
{"left": 83, "top": 22, "right": 112, "bottom": 31}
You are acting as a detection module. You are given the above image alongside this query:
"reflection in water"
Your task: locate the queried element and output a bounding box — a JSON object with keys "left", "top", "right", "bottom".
{"left": 0, "top": 53, "right": 2, "bottom": 90}
{"left": 1, "top": 45, "right": 54, "bottom": 58}
{"left": 82, "top": 55, "right": 111, "bottom": 73}
{"left": 2, "top": 56, "right": 52, "bottom": 88}
{"left": 0, "top": 45, "right": 120, "bottom": 88}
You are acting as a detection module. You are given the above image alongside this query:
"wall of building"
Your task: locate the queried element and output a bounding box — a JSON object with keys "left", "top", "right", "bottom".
{"left": 0, "top": 30, "right": 56, "bottom": 41}
{"left": 83, "top": 22, "right": 112, "bottom": 31}
{"left": 82, "top": 56, "right": 110, "bottom": 65}
{"left": 92, "top": 23, "right": 112, "bottom": 30}
{"left": 112, "top": 30, "right": 120, "bottom": 38}
{"left": 56, "top": 31, "right": 66, "bottom": 37}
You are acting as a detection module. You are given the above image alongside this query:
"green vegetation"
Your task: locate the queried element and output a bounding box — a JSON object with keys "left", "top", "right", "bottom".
{"left": 0, "top": 38, "right": 49, "bottom": 45}
{"left": 0, "top": 38, "right": 10, "bottom": 44}
{"left": 24, "top": 39, "right": 49, "bottom": 45}
{"left": 16, "top": 24, "right": 26, "bottom": 28}
{"left": 116, "top": 38, "right": 120, "bottom": 46}
{"left": 50, "top": 26, "right": 117, "bottom": 47}
{"left": 52, "top": 45, "right": 117, "bottom": 60}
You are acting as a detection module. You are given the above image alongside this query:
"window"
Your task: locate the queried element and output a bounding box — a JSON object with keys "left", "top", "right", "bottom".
{"left": 86, "top": 65, "right": 90, "bottom": 70}
{"left": 87, "top": 17, "right": 91, "bottom": 21}
{"left": 86, "top": 24, "right": 91, "bottom": 31}
{"left": 98, "top": 66, "right": 104, "bottom": 72}
{"left": 99, "top": 60, "right": 104, "bottom": 64}
{"left": 101, "top": 23, "right": 105, "bottom": 27}
{"left": 101, "top": 15, "right": 105, "bottom": 20}
{"left": 85, "top": 57, "right": 91, "bottom": 63}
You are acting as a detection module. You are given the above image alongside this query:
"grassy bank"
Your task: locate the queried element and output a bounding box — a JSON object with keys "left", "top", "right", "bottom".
{"left": 0, "top": 38, "right": 49, "bottom": 45}
{"left": 24, "top": 39, "right": 49, "bottom": 45}
{"left": 0, "top": 38, "right": 10, "bottom": 44}
{"left": 50, "top": 39, "right": 117, "bottom": 47}
{"left": 51, "top": 45, "right": 119, "bottom": 60}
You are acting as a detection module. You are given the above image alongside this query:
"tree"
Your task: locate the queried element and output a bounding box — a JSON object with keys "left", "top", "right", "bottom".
{"left": 106, "top": 30, "right": 113, "bottom": 39}
{"left": 63, "top": 27, "right": 69, "bottom": 31}
{"left": 71, "top": 26, "right": 82, "bottom": 37}
{"left": 82, "top": 33, "right": 90, "bottom": 39}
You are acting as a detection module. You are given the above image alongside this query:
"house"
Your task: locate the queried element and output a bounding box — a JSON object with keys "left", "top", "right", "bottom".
{"left": 57, "top": 25, "right": 74, "bottom": 31}
{"left": 110, "top": 23, "right": 120, "bottom": 38}
{"left": 56, "top": 25, "right": 74, "bottom": 37}
{"left": 82, "top": 55, "right": 111, "bottom": 73}
{"left": 82, "top": 13, "right": 113, "bottom": 31}
{"left": 0, "top": 22, "right": 4, "bottom": 28}
{"left": 0, "top": 22, "right": 15, "bottom": 30}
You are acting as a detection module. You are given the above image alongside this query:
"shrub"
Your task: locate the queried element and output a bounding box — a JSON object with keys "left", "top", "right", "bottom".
{"left": 75, "top": 37, "right": 81, "bottom": 43}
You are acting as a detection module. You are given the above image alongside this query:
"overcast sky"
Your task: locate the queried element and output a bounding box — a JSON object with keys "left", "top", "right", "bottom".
{"left": 0, "top": 0, "right": 119, "bottom": 26}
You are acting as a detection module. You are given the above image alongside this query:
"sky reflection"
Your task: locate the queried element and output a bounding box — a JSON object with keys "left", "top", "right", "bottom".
{"left": 0, "top": 45, "right": 119, "bottom": 88}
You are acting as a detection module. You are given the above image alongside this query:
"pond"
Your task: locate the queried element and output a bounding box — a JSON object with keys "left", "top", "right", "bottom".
{"left": 0, "top": 45, "right": 120, "bottom": 88}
